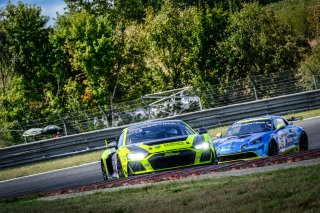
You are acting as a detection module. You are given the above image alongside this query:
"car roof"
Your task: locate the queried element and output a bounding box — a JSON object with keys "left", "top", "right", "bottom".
{"left": 235, "top": 115, "right": 283, "bottom": 123}
{"left": 127, "top": 120, "right": 184, "bottom": 130}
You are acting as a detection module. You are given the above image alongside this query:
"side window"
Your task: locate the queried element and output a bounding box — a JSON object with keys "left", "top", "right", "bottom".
{"left": 117, "top": 132, "right": 125, "bottom": 147}
{"left": 273, "top": 118, "right": 287, "bottom": 129}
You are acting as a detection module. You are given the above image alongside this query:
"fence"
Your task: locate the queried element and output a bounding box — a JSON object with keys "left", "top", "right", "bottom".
{"left": 0, "top": 89, "right": 319, "bottom": 168}
{"left": 1, "top": 69, "right": 319, "bottom": 144}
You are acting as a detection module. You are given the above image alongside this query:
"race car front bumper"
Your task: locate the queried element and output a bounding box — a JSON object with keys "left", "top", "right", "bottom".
{"left": 127, "top": 149, "right": 213, "bottom": 175}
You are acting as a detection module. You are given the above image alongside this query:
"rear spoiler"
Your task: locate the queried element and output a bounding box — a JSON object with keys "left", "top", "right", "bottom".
{"left": 287, "top": 116, "right": 303, "bottom": 122}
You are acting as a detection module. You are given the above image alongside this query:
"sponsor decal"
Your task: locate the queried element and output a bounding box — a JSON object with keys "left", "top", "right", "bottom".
{"left": 278, "top": 131, "right": 295, "bottom": 152}
{"left": 154, "top": 145, "right": 161, "bottom": 149}
{"left": 164, "top": 152, "right": 180, "bottom": 157}
{"left": 163, "top": 142, "right": 184, "bottom": 147}
{"left": 277, "top": 132, "right": 286, "bottom": 152}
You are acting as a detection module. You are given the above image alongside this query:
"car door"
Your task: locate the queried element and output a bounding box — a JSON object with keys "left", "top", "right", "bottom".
{"left": 284, "top": 119, "right": 299, "bottom": 150}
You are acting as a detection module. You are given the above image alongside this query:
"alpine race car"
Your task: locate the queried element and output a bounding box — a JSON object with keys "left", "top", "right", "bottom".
{"left": 101, "top": 120, "right": 215, "bottom": 180}
{"left": 213, "top": 115, "right": 308, "bottom": 163}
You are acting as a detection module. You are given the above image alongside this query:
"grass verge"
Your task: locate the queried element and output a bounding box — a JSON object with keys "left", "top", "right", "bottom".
{"left": 1, "top": 108, "right": 319, "bottom": 182}
{"left": 1, "top": 163, "right": 320, "bottom": 213}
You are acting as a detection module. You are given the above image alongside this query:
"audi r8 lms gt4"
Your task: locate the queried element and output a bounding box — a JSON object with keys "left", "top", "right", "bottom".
{"left": 101, "top": 120, "right": 216, "bottom": 180}
{"left": 213, "top": 115, "right": 308, "bottom": 163}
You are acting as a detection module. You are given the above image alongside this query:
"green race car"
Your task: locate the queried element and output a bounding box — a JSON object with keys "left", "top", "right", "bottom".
{"left": 101, "top": 120, "right": 216, "bottom": 180}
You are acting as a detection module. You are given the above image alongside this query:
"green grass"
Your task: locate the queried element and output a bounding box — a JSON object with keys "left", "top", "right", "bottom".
{"left": 1, "top": 163, "right": 320, "bottom": 213}
{"left": 1, "top": 108, "right": 319, "bottom": 182}
{"left": 283, "top": 109, "right": 320, "bottom": 120}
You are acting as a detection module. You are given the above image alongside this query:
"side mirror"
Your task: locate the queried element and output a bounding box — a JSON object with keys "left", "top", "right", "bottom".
{"left": 198, "top": 127, "right": 207, "bottom": 134}
{"left": 216, "top": 133, "right": 222, "bottom": 138}
{"left": 276, "top": 124, "right": 285, "bottom": 130}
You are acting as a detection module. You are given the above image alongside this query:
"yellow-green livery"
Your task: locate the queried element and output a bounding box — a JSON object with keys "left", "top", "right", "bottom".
{"left": 101, "top": 120, "right": 216, "bottom": 180}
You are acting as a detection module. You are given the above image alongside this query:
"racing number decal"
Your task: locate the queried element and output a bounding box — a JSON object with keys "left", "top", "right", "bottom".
{"left": 277, "top": 132, "right": 286, "bottom": 152}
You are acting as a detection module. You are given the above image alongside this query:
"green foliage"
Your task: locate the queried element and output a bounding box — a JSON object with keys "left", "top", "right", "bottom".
{"left": 0, "top": 2, "right": 52, "bottom": 121}
{"left": 3, "top": 2, "right": 51, "bottom": 91}
{"left": 0, "top": 0, "right": 317, "bottom": 146}
{"left": 299, "top": 45, "right": 320, "bottom": 90}
{"left": 51, "top": 12, "right": 114, "bottom": 108}
{"left": 0, "top": 76, "right": 28, "bottom": 122}
{"left": 217, "top": 3, "right": 308, "bottom": 81}
{"left": 0, "top": 76, "right": 28, "bottom": 146}
{"left": 64, "top": 0, "right": 111, "bottom": 15}
{"left": 143, "top": 0, "right": 227, "bottom": 89}
{"left": 267, "top": 0, "right": 314, "bottom": 39}
{"left": 0, "top": 13, "right": 12, "bottom": 97}
{"left": 144, "top": 1, "right": 195, "bottom": 89}
{"left": 114, "top": 23, "right": 152, "bottom": 100}
{"left": 308, "top": 0, "right": 320, "bottom": 40}
{"left": 193, "top": 6, "right": 229, "bottom": 86}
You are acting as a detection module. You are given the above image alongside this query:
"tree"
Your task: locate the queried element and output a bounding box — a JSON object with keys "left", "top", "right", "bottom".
{"left": 217, "top": 3, "right": 308, "bottom": 81}
{"left": 140, "top": 1, "right": 229, "bottom": 89}
{"left": 0, "top": 2, "right": 53, "bottom": 123}
{"left": 64, "top": 0, "right": 112, "bottom": 16}
{"left": 142, "top": 1, "right": 201, "bottom": 89}
{"left": 268, "top": 0, "right": 314, "bottom": 40}
{"left": 64, "top": 0, "right": 162, "bottom": 22}
{"left": 308, "top": 0, "right": 320, "bottom": 41}
{"left": 193, "top": 5, "right": 229, "bottom": 86}
{"left": 0, "top": 8, "right": 12, "bottom": 97}
{"left": 1, "top": 1, "right": 52, "bottom": 119}
{"left": 51, "top": 12, "right": 114, "bottom": 110}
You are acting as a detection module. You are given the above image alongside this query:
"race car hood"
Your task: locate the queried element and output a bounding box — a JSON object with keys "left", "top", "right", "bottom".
{"left": 214, "top": 132, "right": 266, "bottom": 154}
{"left": 125, "top": 134, "right": 203, "bottom": 154}
{"left": 142, "top": 135, "right": 189, "bottom": 145}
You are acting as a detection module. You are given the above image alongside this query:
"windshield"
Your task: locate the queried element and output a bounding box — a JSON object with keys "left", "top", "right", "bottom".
{"left": 126, "top": 122, "right": 194, "bottom": 145}
{"left": 224, "top": 120, "right": 272, "bottom": 137}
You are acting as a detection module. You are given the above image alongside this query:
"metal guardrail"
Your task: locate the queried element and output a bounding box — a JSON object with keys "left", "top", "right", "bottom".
{"left": 0, "top": 90, "right": 319, "bottom": 168}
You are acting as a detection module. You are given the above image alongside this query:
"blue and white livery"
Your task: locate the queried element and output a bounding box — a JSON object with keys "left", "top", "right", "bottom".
{"left": 213, "top": 115, "right": 308, "bottom": 163}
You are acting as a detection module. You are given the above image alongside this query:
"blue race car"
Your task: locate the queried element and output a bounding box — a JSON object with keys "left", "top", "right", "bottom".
{"left": 213, "top": 115, "right": 308, "bottom": 163}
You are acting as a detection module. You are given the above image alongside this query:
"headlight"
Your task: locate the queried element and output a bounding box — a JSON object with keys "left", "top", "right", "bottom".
{"left": 194, "top": 142, "right": 210, "bottom": 150}
{"left": 193, "top": 135, "right": 210, "bottom": 150}
{"left": 127, "top": 153, "right": 147, "bottom": 161}
{"left": 250, "top": 137, "right": 263, "bottom": 145}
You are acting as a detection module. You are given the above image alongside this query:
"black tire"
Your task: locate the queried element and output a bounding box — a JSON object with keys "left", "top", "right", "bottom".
{"left": 117, "top": 157, "right": 125, "bottom": 178}
{"left": 268, "top": 140, "right": 278, "bottom": 156}
{"left": 101, "top": 160, "right": 108, "bottom": 181}
{"left": 299, "top": 131, "right": 309, "bottom": 151}
{"left": 211, "top": 150, "right": 218, "bottom": 165}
